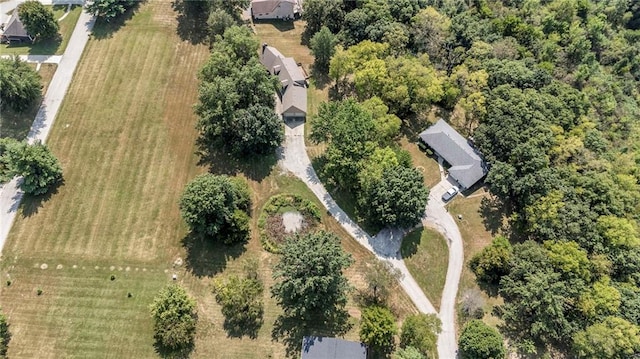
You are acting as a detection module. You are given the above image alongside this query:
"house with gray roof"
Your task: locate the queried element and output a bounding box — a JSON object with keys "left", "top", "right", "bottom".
{"left": 251, "top": 0, "right": 302, "bottom": 20}
{"left": 260, "top": 44, "right": 307, "bottom": 121}
{"left": 1, "top": 12, "right": 33, "bottom": 43}
{"left": 301, "top": 336, "right": 367, "bottom": 359}
{"left": 419, "top": 119, "right": 487, "bottom": 190}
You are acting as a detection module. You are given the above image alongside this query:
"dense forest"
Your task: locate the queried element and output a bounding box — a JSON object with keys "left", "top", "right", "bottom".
{"left": 303, "top": 0, "right": 640, "bottom": 357}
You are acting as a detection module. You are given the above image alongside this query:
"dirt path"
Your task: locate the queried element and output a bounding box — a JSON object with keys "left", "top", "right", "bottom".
{"left": 0, "top": 6, "right": 95, "bottom": 255}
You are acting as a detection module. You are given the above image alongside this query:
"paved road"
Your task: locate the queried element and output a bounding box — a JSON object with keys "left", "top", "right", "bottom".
{"left": 424, "top": 177, "right": 465, "bottom": 359}
{"left": 0, "top": 6, "right": 95, "bottom": 255}
{"left": 0, "top": 54, "right": 62, "bottom": 63}
{"left": 277, "top": 120, "right": 438, "bottom": 314}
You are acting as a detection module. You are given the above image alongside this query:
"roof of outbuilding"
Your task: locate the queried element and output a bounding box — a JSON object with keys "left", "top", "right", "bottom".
{"left": 251, "top": 0, "right": 297, "bottom": 15}
{"left": 419, "top": 119, "right": 487, "bottom": 189}
{"left": 301, "top": 336, "right": 367, "bottom": 359}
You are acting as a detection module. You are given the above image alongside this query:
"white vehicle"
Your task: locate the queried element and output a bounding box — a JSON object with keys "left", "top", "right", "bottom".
{"left": 442, "top": 186, "right": 459, "bottom": 202}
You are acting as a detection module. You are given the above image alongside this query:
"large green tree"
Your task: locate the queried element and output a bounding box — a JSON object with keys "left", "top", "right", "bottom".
{"left": 17, "top": 1, "right": 59, "bottom": 41}
{"left": 213, "top": 274, "right": 264, "bottom": 337}
{"left": 573, "top": 316, "right": 640, "bottom": 359}
{"left": 310, "top": 26, "right": 337, "bottom": 73}
{"left": 469, "top": 236, "right": 512, "bottom": 284}
{"left": 0, "top": 57, "right": 41, "bottom": 113}
{"left": 364, "top": 166, "right": 429, "bottom": 228}
{"left": 179, "top": 174, "right": 251, "bottom": 244}
{"left": 149, "top": 285, "right": 197, "bottom": 352}
{"left": 359, "top": 305, "right": 398, "bottom": 357}
{"left": 85, "top": 0, "right": 135, "bottom": 22}
{"left": 9, "top": 141, "right": 63, "bottom": 196}
{"left": 230, "top": 104, "right": 283, "bottom": 156}
{"left": 458, "top": 320, "right": 506, "bottom": 359}
{"left": 399, "top": 313, "right": 441, "bottom": 358}
{"left": 271, "top": 231, "right": 353, "bottom": 320}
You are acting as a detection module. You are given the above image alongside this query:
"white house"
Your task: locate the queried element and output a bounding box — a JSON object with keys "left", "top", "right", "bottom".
{"left": 251, "top": 0, "right": 302, "bottom": 20}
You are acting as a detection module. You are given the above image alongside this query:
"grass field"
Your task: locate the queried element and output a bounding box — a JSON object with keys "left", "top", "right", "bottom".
{"left": 401, "top": 227, "right": 448, "bottom": 311}
{"left": 448, "top": 190, "right": 504, "bottom": 328}
{"left": 0, "top": 6, "right": 416, "bottom": 358}
{"left": 0, "top": 63, "right": 56, "bottom": 139}
{"left": 1, "top": 5, "right": 82, "bottom": 55}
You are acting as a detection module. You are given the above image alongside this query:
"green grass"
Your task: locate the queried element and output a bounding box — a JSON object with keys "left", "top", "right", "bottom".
{"left": 1, "top": 5, "right": 82, "bottom": 55}
{"left": 401, "top": 227, "right": 449, "bottom": 311}
{"left": 0, "top": 63, "right": 56, "bottom": 140}
{"left": 0, "top": 5, "right": 417, "bottom": 357}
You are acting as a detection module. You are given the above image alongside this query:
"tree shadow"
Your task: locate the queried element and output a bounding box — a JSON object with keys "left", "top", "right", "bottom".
{"left": 252, "top": 19, "right": 295, "bottom": 32}
{"left": 153, "top": 341, "right": 194, "bottom": 359}
{"left": 223, "top": 312, "right": 263, "bottom": 339}
{"left": 90, "top": 3, "right": 143, "bottom": 40}
{"left": 476, "top": 279, "right": 500, "bottom": 297}
{"left": 309, "top": 67, "right": 331, "bottom": 91}
{"left": 171, "top": 0, "right": 210, "bottom": 44}
{"left": 399, "top": 227, "right": 421, "bottom": 258}
{"left": 272, "top": 309, "right": 353, "bottom": 358}
{"left": 20, "top": 178, "right": 64, "bottom": 218}
{"left": 181, "top": 233, "right": 246, "bottom": 278}
{"left": 479, "top": 196, "right": 507, "bottom": 235}
{"left": 196, "top": 144, "right": 277, "bottom": 182}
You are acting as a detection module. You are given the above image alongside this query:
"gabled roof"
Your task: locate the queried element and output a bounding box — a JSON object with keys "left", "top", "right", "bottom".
{"left": 251, "top": 0, "right": 297, "bottom": 15}
{"left": 419, "top": 119, "right": 487, "bottom": 189}
{"left": 2, "top": 11, "right": 32, "bottom": 40}
{"left": 301, "top": 336, "right": 367, "bottom": 359}
{"left": 260, "top": 44, "right": 307, "bottom": 116}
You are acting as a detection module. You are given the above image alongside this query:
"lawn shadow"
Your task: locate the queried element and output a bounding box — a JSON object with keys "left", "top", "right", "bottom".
{"left": 20, "top": 178, "right": 64, "bottom": 218}
{"left": 196, "top": 144, "right": 278, "bottom": 182}
{"left": 253, "top": 19, "right": 295, "bottom": 32}
{"left": 309, "top": 67, "right": 331, "bottom": 91}
{"left": 153, "top": 340, "right": 194, "bottom": 359}
{"left": 223, "top": 312, "right": 263, "bottom": 339}
{"left": 181, "top": 233, "right": 246, "bottom": 277}
{"left": 479, "top": 195, "right": 507, "bottom": 235}
{"left": 476, "top": 279, "right": 500, "bottom": 297}
{"left": 399, "top": 227, "right": 422, "bottom": 258}
{"left": 91, "top": 3, "right": 142, "bottom": 40}
{"left": 272, "top": 309, "right": 352, "bottom": 358}
{"left": 171, "top": 0, "right": 209, "bottom": 44}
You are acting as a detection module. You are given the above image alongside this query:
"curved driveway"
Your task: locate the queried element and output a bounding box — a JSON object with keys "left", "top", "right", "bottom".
{"left": 278, "top": 119, "right": 463, "bottom": 358}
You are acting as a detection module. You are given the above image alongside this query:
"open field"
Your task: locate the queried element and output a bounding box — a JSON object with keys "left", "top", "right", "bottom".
{"left": 0, "top": 6, "right": 416, "bottom": 358}
{"left": 0, "top": 63, "right": 56, "bottom": 139}
{"left": 401, "top": 227, "right": 448, "bottom": 311}
{"left": 447, "top": 189, "right": 504, "bottom": 328}
{"left": 1, "top": 5, "right": 82, "bottom": 55}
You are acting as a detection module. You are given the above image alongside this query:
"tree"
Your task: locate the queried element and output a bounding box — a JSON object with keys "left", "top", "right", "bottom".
{"left": 310, "top": 26, "right": 337, "bottom": 73}
{"left": 0, "top": 57, "right": 41, "bottom": 112}
{"left": 458, "top": 320, "right": 506, "bottom": 359}
{"left": 411, "top": 7, "right": 452, "bottom": 67}
{"left": 364, "top": 166, "right": 429, "bottom": 228}
{"left": 573, "top": 316, "right": 640, "bottom": 359}
{"left": 10, "top": 141, "right": 63, "bottom": 196}
{"left": 400, "top": 314, "right": 441, "bottom": 358}
{"left": 213, "top": 274, "right": 264, "bottom": 337}
{"left": 392, "top": 346, "right": 425, "bottom": 359}
{"left": 17, "top": 1, "right": 59, "bottom": 41}
{"left": 230, "top": 104, "right": 283, "bottom": 156}
{"left": 85, "top": 0, "right": 135, "bottom": 22}
{"left": 271, "top": 231, "right": 353, "bottom": 320}
{"left": 363, "top": 259, "right": 402, "bottom": 305}
{"left": 0, "top": 309, "right": 10, "bottom": 357}
{"left": 301, "top": 0, "right": 344, "bottom": 43}
{"left": 179, "top": 174, "right": 251, "bottom": 244}
{"left": 359, "top": 305, "right": 398, "bottom": 357}
{"left": 149, "top": 285, "right": 197, "bottom": 352}
{"left": 469, "top": 236, "right": 512, "bottom": 284}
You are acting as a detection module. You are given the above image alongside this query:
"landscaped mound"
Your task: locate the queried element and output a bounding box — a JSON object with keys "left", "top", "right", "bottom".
{"left": 258, "top": 194, "right": 321, "bottom": 253}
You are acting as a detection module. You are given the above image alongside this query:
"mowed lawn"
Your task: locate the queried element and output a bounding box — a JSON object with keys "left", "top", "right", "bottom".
{"left": 0, "top": 5, "right": 417, "bottom": 358}
{"left": 0, "top": 1, "right": 209, "bottom": 357}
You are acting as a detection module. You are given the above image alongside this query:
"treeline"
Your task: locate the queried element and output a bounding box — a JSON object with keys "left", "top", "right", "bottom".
{"left": 304, "top": 0, "right": 640, "bottom": 357}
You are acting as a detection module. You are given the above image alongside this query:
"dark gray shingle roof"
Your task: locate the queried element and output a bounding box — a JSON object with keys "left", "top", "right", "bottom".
{"left": 260, "top": 45, "right": 307, "bottom": 116}
{"left": 419, "top": 119, "right": 487, "bottom": 189}
{"left": 301, "top": 336, "right": 367, "bottom": 359}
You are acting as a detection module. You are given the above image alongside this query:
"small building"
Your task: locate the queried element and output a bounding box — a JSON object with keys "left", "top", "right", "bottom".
{"left": 301, "top": 336, "right": 367, "bottom": 359}
{"left": 251, "top": 0, "right": 302, "bottom": 20}
{"left": 1, "top": 12, "right": 33, "bottom": 43}
{"left": 419, "top": 119, "right": 487, "bottom": 190}
{"left": 260, "top": 44, "right": 307, "bottom": 121}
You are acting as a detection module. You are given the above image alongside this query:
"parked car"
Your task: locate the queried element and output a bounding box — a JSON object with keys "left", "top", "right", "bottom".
{"left": 442, "top": 186, "right": 459, "bottom": 202}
